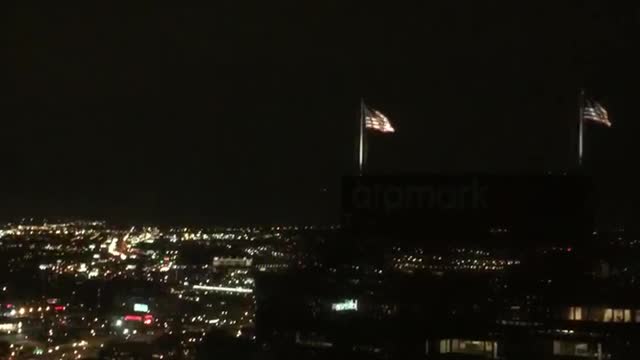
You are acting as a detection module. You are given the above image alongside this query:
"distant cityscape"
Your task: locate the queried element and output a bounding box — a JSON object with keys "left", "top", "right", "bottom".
{"left": 0, "top": 219, "right": 336, "bottom": 360}
{"left": 1, "top": 218, "right": 640, "bottom": 359}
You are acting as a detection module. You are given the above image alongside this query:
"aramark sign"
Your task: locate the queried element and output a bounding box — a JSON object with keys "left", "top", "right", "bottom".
{"left": 342, "top": 174, "right": 593, "bottom": 247}
{"left": 351, "top": 178, "right": 488, "bottom": 213}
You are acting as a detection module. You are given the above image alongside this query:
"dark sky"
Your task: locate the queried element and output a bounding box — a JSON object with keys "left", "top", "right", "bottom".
{"left": 2, "top": 3, "right": 639, "bottom": 225}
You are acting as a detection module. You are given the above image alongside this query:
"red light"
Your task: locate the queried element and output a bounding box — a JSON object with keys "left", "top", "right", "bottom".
{"left": 143, "top": 314, "right": 153, "bottom": 325}
{"left": 567, "top": 247, "right": 573, "bottom": 252}
{"left": 6, "top": 304, "right": 13, "bottom": 309}
{"left": 54, "top": 306, "right": 65, "bottom": 311}
{"left": 124, "top": 315, "right": 142, "bottom": 322}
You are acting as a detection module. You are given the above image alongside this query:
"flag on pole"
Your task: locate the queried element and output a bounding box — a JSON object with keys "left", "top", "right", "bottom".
{"left": 583, "top": 99, "right": 611, "bottom": 127}
{"left": 363, "top": 103, "right": 395, "bottom": 133}
{"left": 358, "top": 101, "right": 394, "bottom": 175}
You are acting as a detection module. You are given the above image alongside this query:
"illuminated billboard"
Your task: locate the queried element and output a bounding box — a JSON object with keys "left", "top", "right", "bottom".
{"left": 124, "top": 314, "right": 153, "bottom": 325}
{"left": 133, "top": 303, "right": 149, "bottom": 313}
{"left": 331, "top": 299, "right": 358, "bottom": 312}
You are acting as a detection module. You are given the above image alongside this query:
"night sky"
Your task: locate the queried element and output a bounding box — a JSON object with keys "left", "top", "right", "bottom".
{"left": 2, "top": 3, "right": 639, "bottom": 225}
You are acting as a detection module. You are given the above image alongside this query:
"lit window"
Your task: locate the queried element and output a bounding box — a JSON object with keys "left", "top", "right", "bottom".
{"left": 569, "top": 306, "right": 583, "bottom": 321}
{"left": 439, "top": 340, "right": 450, "bottom": 353}
{"left": 440, "top": 339, "right": 497, "bottom": 357}
{"left": 614, "top": 309, "right": 625, "bottom": 323}
{"left": 554, "top": 341, "right": 594, "bottom": 357}
{"left": 575, "top": 343, "right": 590, "bottom": 356}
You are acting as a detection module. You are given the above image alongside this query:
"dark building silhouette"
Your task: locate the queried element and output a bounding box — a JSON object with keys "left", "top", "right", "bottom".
{"left": 253, "top": 174, "right": 640, "bottom": 359}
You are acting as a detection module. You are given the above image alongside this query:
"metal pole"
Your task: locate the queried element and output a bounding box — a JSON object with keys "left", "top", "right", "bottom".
{"left": 578, "top": 89, "right": 585, "bottom": 167}
{"left": 359, "top": 99, "right": 365, "bottom": 175}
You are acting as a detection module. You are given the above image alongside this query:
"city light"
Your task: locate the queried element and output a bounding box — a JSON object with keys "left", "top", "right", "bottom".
{"left": 331, "top": 299, "right": 358, "bottom": 312}
{"left": 124, "top": 315, "right": 143, "bottom": 322}
{"left": 192, "top": 285, "right": 253, "bottom": 293}
{"left": 133, "top": 303, "right": 149, "bottom": 313}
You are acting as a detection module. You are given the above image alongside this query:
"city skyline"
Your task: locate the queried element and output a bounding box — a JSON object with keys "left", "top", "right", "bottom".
{"left": 4, "top": 4, "right": 640, "bottom": 358}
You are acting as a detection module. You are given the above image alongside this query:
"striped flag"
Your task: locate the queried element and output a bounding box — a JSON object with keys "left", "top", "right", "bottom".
{"left": 583, "top": 99, "right": 611, "bottom": 127}
{"left": 364, "top": 103, "right": 395, "bottom": 133}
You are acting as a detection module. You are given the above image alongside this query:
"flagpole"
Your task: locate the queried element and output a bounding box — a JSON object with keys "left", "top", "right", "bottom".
{"left": 359, "top": 98, "right": 366, "bottom": 176}
{"left": 578, "top": 88, "right": 585, "bottom": 168}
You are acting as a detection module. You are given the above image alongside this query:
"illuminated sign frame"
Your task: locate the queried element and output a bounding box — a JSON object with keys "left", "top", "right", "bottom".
{"left": 133, "top": 303, "right": 149, "bottom": 313}
{"left": 331, "top": 299, "right": 358, "bottom": 312}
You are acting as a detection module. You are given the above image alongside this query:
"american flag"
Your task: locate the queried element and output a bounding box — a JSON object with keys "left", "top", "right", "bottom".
{"left": 583, "top": 99, "right": 611, "bottom": 127}
{"left": 364, "top": 104, "right": 395, "bottom": 133}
